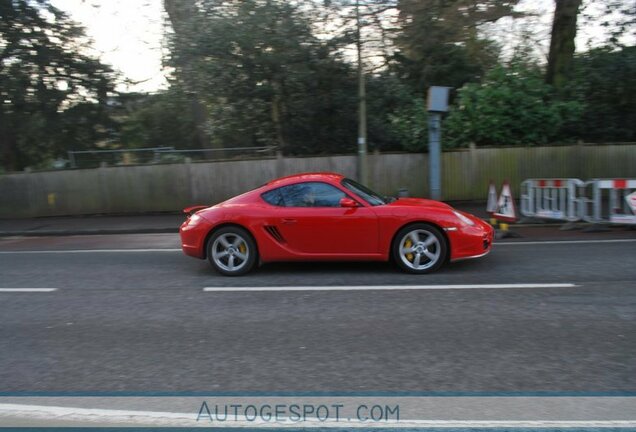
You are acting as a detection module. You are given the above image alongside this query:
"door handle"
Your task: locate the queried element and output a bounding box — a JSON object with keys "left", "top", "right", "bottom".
{"left": 281, "top": 218, "right": 297, "bottom": 225}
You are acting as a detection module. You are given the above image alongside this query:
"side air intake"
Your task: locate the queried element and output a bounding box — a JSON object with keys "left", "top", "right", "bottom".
{"left": 264, "top": 225, "right": 286, "bottom": 244}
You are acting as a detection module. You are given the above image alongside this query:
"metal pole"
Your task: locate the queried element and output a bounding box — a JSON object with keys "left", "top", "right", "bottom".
{"left": 356, "top": 0, "right": 368, "bottom": 185}
{"left": 428, "top": 113, "right": 442, "bottom": 200}
{"left": 68, "top": 151, "right": 76, "bottom": 169}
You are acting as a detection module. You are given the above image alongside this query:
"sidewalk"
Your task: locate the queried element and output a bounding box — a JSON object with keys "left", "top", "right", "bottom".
{"left": 0, "top": 213, "right": 184, "bottom": 236}
{"left": 0, "top": 202, "right": 633, "bottom": 238}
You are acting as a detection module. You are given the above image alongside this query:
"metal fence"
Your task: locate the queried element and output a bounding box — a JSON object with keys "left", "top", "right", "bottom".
{"left": 67, "top": 146, "right": 277, "bottom": 169}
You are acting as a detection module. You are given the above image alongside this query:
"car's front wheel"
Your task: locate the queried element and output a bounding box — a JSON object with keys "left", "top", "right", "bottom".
{"left": 392, "top": 223, "right": 447, "bottom": 274}
{"left": 207, "top": 226, "right": 258, "bottom": 276}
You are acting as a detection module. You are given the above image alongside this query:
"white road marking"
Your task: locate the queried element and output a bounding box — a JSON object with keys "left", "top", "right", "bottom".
{"left": 0, "top": 403, "right": 634, "bottom": 428}
{"left": 203, "top": 283, "right": 578, "bottom": 292}
{"left": 0, "top": 248, "right": 181, "bottom": 254}
{"left": 497, "top": 239, "right": 636, "bottom": 245}
{"left": 0, "top": 288, "right": 57, "bottom": 292}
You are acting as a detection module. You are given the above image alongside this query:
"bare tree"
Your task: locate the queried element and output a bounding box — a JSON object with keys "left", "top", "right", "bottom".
{"left": 546, "top": 0, "right": 582, "bottom": 90}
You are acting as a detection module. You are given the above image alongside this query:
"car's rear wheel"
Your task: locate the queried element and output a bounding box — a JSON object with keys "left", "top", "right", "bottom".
{"left": 392, "top": 223, "right": 447, "bottom": 274}
{"left": 207, "top": 226, "right": 257, "bottom": 276}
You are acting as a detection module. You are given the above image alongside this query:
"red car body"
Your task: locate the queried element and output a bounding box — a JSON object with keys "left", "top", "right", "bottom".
{"left": 180, "top": 172, "right": 493, "bottom": 273}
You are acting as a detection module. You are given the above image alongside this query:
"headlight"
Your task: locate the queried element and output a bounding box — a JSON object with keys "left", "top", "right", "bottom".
{"left": 187, "top": 213, "right": 202, "bottom": 225}
{"left": 453, "top": 210, "right": 475, "bottom": 226}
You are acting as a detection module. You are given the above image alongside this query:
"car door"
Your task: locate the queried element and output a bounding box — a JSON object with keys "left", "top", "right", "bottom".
{"left": 262, "top": 182, "right": 379, "bottom": 255}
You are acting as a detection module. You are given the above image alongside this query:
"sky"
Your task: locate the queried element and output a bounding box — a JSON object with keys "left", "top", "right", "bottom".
{"left": 51, "top": 0, "right": 168, "bottom": 93}
{"left": 50, "top": 0, "right": 632, "bottom": 94}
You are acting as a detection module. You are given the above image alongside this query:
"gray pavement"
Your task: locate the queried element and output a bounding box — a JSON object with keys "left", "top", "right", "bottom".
{"left": 0, "top": 232, "right": 635, "bottom": 393}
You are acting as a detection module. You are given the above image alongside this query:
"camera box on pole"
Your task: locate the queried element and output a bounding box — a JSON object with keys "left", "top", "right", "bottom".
{"left": 427, "top": 86, "right": 451, "bottom": 201}
{"left": 427, "top": 87, "right": 451, "bottom": 113}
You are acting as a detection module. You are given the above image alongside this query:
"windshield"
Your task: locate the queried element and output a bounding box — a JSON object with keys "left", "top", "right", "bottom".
{"left": 341, "top": 178, "right": 387, "bottom": 206}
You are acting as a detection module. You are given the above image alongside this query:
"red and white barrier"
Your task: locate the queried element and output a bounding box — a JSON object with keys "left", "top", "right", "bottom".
{"left": 520, "top": 178, "right": 584, "bottom": 222}
{"left": 581, "top": 179, "right": 636, "bottom": 225}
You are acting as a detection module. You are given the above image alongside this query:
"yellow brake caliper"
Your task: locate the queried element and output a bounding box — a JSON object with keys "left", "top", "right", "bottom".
{"left": 404, "top": 239, "right": 414, "bottom": 262}
{"left": 238, "top": 242, "right": 247, "bottom": 255}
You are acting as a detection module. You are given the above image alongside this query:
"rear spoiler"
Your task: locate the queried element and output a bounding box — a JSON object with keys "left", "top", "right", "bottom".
{"left": 183, "top": 205, "right": 207, "bottom": 216}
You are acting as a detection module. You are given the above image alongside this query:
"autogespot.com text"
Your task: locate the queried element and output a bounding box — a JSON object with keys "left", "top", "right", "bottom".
{"left": 197, "top": 401, "right": 399, "bottom": 423}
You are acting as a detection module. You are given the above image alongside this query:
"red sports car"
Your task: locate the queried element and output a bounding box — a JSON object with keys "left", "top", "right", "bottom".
{"left": 180, "top": 172, "right": 494, "bottom": 275}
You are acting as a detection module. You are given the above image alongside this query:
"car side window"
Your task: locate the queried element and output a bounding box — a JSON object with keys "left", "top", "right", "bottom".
{"left": 261, "top": 188, "right": 285, "bottom": 206}
{"left": 261, "top": 182, "right": 346, "bottom": 207}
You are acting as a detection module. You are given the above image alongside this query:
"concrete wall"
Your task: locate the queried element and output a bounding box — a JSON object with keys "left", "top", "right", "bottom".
{"left": 1, "top": 144, "right": 635, "bottom": 218}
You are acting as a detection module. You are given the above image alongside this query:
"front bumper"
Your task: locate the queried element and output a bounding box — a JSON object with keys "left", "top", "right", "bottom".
{"left": 179, "top": 216, "right": 211, "bottom": 259}
{"left": 447, "top": 216, "right": 495, "bottom": 262}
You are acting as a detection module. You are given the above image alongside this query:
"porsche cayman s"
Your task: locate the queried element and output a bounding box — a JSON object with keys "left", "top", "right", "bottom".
{"left": 180, "top": 172, "right": 494, "bottom": 275}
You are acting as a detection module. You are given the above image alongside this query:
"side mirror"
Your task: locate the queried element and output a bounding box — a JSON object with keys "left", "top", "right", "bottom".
{"left": 340, "top": 198, "right": 358, "bottom": 208}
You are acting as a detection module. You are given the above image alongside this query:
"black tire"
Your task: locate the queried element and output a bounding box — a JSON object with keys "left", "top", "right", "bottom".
{"left": 392, "top": 223, "right": 447, "bottom": 274}
{"left": 207, "top": 226, "right": 258, "bottom": 276}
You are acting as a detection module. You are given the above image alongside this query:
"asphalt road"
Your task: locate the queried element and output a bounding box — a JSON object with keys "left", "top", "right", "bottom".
{"left": 0, "top": 233, "right": 635, "bottom": 393}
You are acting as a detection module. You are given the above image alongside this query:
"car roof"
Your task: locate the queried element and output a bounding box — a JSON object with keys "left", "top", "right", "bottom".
{"left": 266, "top": 172, "right": 345, "bottom": 188}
